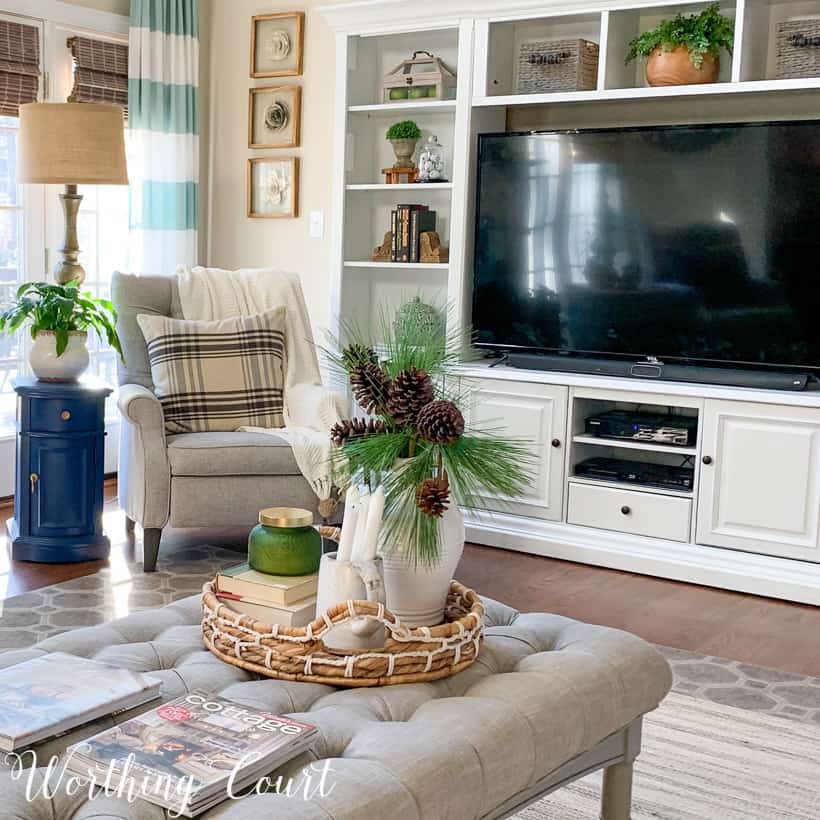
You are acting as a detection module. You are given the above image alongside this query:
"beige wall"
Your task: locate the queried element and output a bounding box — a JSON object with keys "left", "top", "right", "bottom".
{"left": 203, "top": 0, "right": 337, "bottom": 334}
{"left": 63, "top": 0, "right": 130, "bottom": 16}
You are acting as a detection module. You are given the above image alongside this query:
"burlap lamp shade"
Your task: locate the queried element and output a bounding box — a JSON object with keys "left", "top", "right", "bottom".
{"left": 18, "top": 102, "right": 128, "bottom": 283}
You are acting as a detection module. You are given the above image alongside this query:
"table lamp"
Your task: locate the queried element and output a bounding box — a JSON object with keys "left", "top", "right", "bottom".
{"left": 18, "top": 102, "right": 128, "bottom": 285}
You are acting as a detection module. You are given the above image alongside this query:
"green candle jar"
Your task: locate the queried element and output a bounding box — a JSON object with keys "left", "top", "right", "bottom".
{"left": 248, "top": 507, "right": 322, "bottom": 576}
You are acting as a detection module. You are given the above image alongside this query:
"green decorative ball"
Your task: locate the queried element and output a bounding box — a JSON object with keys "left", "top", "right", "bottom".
{"left": 409, "top": 86, "right": 430, "bottom": 99}
{"left": 389, "top": 88, "right": 409, "bottom": 100}
{"left": 394, "top": 297, "right": 445, "bottom": 337}
{"left": 428, "top": 87, "right": 439, "bottom": 98}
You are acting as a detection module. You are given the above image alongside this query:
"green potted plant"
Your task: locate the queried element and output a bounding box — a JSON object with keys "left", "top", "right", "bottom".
{"left": 626, "top": 4, "right": 734, "bottom": 87}
{"left": 325, "top": 304, "right": 530, "bottom": 626}
{"left": 0, "top": 280, "right": 123, "bottom": 381}
{"left": 386, "top": 120, "right": 422, "bottom": 168}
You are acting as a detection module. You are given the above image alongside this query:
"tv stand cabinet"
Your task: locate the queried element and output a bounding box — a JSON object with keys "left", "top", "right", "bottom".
{"left": 460, "top": 363, "right": 820, "bottom": 604}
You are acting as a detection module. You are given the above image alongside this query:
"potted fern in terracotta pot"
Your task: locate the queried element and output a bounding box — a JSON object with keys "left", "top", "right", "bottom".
{"left": 0, "top": 280, "right": 123, "bottom": 381}
{"left": 626, "top": 4, "right": 734, "bottom": 87}
{"left": 325, "top": 304, "right": 530, "bottom": 626}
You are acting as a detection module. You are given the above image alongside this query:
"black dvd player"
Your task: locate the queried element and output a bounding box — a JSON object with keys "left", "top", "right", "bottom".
{"left": 585, "top": 409, "right": 697, "bottom": 447}
{"left": 575, "top": 457, "right": 694, "bottom": 492}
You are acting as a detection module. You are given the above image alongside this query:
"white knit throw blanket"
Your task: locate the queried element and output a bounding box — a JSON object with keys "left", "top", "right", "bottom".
{"left": 176, "top": 266, "right": 344, "bottom": 515}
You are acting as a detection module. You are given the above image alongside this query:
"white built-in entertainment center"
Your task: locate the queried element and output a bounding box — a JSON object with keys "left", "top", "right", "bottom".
{"left": 321, "top": 0, "right": 820, "bottom": 604}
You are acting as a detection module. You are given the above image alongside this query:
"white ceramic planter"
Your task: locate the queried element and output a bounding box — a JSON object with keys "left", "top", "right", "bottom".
{"left": 29, "top": 330, "right": 89, "bottom": 381}
{"left": 381, "top": 503, "right": 465, "bottom": 627}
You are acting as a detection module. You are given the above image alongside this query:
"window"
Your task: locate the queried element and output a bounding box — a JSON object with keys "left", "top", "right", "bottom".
{"left": 0, "top": 6, "right": 128, "bottom": 458}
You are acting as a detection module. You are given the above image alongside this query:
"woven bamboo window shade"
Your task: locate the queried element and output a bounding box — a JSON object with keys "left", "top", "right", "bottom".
{"left": 67, "top": 37, "right": 128, "bottom": 116}
{"left": 0, "top": 20, "right": 41, "bottom": 117}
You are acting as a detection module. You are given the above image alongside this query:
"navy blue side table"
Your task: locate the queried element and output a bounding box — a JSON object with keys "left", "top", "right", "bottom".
{"left": 7, "top": 377, "right": 112, "bottom": 563}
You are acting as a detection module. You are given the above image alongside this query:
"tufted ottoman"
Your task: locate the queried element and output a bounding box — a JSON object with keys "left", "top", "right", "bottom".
{"left": 0, "top": 594, "right": 671, "bottom": 819}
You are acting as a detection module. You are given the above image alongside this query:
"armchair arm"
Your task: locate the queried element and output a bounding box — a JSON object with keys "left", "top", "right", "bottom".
{"left": 117, "top": 384, "right": 171, "bottom": 529}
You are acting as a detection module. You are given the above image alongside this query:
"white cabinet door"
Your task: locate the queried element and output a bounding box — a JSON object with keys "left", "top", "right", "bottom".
{"left": 697, "top": 400, "right": 820, "bottom": 561}
{"left": 463, "top": 378, "right": 568, "bottom": 520}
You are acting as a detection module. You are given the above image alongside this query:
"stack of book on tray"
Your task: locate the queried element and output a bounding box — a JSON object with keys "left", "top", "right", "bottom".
{"left": 66, "top": 690, "right": 318, "bottom": 817}
{"left": 215, "top": 564, "right": 318, "bottom": 626}
{"left": 0, "top": 652, "right": 161, "bottom": 752}
{"left": 391, "top": 204, "right": 436, "bottom": 262}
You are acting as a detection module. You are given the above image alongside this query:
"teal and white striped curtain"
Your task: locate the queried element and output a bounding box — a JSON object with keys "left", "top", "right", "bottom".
{"left": 128, "top": 0, "right": 198, "bottom": 273}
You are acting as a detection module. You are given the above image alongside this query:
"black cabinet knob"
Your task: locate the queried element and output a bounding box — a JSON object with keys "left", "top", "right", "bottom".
{"left": 702, "top": 456, "right": 713, "bottom": 465}
{"left": 620, "top": 505, "right": 631, "bottom": 515}
{"left": 551, "top": 438, "right": 561, "bottom": 448}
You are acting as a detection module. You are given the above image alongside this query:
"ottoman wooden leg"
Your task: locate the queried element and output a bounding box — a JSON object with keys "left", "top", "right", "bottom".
{"left": 124, "top": 516, "right": 136, "bottom": 535}
{"left": 601, "top": 759, "right": 633, "bottom": 820}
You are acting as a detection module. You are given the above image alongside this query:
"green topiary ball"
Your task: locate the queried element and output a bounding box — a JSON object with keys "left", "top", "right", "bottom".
{"left": 393, "top": 297, "right": 445, "bottom": 338}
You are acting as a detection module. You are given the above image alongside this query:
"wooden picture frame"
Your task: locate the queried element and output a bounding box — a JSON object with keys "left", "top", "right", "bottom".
{"left": 250, "top": 11, "right": 304, "bottom": 78}
{"left": 247, "top": 156, "right": 299, "bottom": 219}
{"left": 248, "top": 85, "right": 301, "bottom": 149}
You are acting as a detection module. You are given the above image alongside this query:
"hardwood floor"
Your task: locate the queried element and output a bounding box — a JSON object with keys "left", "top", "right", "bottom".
{"left": 3, "top": 483, "right": 820, "bottom": 677}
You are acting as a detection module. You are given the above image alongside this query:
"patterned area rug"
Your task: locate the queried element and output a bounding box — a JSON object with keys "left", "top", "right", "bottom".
{"left": 521, "top": 692, "right": 820, "bottom": 819}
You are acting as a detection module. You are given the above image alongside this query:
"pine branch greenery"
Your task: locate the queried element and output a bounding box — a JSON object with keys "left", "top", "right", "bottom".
{"left": 323, "top": 298, "right": 532, "bottom": 565}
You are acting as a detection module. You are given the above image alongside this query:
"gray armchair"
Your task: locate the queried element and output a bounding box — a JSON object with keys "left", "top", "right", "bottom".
{"left": 112, "top": 272, "right": 325, "bottom": 571}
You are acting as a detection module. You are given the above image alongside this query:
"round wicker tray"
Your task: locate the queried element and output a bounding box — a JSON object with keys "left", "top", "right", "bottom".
{"left": 201, "top": 529, "right": 484, "bottom": 687}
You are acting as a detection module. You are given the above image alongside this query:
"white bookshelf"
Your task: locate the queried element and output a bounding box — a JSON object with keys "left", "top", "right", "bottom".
{"left": 324, "top": 0, "right": 820, "bottom": 352}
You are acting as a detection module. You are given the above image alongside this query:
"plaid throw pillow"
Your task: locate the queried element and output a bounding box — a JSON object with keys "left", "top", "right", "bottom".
{"left": 136, "top": 309, "right": 287, "bottom": 434}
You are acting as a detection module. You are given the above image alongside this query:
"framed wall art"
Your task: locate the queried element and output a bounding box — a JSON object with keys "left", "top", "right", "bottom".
{"left": 248, "top": 85, "right": 301, "bottom": 149}
{"left": 247, "top": 156, "right": 299, "bottom": 219}
{"left": 250, "top": 12, "right": 304, "bottom": 78}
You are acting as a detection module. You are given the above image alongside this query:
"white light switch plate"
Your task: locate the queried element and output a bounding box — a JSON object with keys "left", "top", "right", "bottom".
{"left": 309, "top": 210, "right": 324, "bottom": 239}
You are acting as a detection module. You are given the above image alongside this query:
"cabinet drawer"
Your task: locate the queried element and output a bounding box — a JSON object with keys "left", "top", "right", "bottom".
{"left": 567, "top": 482, "right": 692, "bottom": 542}
{"left": 27, "top": 398, "right": 101, "bottom": 433}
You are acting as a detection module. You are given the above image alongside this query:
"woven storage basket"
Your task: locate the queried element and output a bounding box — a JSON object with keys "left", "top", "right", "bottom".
{"left": 776, "top": 18, "right": 820, "bottom": 79}
{"left": 202, "top": 528, "right": 484, "bottom": 687}
{"left": 516, "top": 38, "right": 599, "bottom": 94}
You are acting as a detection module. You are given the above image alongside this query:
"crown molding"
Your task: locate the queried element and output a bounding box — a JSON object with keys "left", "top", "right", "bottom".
{"left": 318, "top": 0, "right": 705, "bottom": 33}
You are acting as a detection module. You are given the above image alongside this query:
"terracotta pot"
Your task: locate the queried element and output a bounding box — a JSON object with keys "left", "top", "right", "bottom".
{"left": 645, "top": 47, "right": 719, "bottom": 86}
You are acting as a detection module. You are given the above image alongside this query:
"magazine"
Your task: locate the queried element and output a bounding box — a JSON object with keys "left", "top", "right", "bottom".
{"left": 0, "top": 653, "right": 161, "bottom": 752}
{"left": 65, "top": 690, "right": 318, "bottom": 816}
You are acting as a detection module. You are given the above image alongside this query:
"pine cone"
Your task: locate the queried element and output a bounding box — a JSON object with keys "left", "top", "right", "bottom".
{"left": 330, "top": 417, "right": 387, "bottom": 447}
{"left": 416, "top": 400, "right": 465, "bottom": 445}
{"left": 386, "top": 367, "right": 434, "bottom": 426}
{"left": 416, "top": 477, "right": 450, "bottom": 518}
{"left": 350, "top": 362, "right": 391, "bottom": 414}
{"left": 341, "top": 343, "right": 378, "bottom": 371}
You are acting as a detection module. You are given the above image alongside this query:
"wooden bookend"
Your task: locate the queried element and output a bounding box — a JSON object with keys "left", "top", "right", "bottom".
{"left": 419, "top": 231, "right": 449, "bottom": 263}
{"left": 372, "top": 231, "right": 393, "bottom": 262}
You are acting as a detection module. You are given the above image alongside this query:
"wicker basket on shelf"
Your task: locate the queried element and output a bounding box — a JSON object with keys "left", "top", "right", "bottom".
{"left": 516, "top": 38, "right": 599, "bottom": 94}
{"left": 776, "top": 18, "right": 820, "bottom": 79}
{"left": 201, "top": 527, "right": 484, "bottom": 687}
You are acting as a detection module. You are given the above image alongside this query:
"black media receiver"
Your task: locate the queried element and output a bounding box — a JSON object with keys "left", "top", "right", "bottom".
{"left": 575, "top": 457, "right": 694, "bottom": 492}
{"left": 585, "top": 410, "right": 698, "bottom": 447}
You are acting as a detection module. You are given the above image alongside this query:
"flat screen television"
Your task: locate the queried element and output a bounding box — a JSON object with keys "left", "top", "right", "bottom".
{"left": 472, "top": 121, "right": 820, "bottom": 377}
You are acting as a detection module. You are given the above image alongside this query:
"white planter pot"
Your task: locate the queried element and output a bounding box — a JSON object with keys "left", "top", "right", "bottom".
{"left": 381, "top": 503, "right": 465, "bottom": 627}
{"left": 29, "top": 331, "right": 89, "bottom": 381}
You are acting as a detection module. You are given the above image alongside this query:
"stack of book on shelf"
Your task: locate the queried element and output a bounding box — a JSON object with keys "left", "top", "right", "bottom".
{"left": 0, "top": 653, "right": 161, "bottom": 751}
{"left": 391, "top": 204, "right": 436, "bottom": 262}
{"left": 66, "top": 690, "right": 318, "bottom": 817}
{"left": 215, "top": 564, "right": 318, "bottom": 626}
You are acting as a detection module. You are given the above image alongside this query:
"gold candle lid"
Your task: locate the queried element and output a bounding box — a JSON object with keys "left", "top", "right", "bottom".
{"left": 259, "top": 507, "right": 314, "bottom": 527}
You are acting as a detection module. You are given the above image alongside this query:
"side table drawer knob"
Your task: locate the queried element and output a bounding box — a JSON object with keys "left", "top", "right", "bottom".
{"left": 61, "top": 410, "right": 71, "bottom": 420}
{"left": 30, "top": 472, "right": 38, "bottom": 494}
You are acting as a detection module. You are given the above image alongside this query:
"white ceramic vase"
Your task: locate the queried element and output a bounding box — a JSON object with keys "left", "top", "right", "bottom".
{"left": 29, "top": 330, "right": 89, "bottom": 381}
{"left": 381, "top": 503, "right": 465, "bottom": 627}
